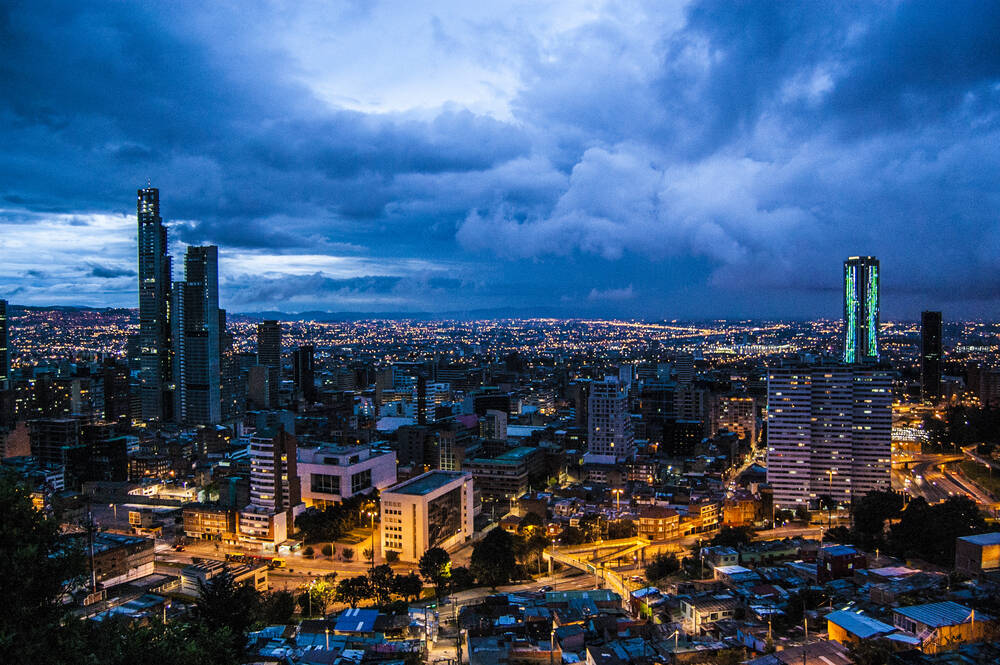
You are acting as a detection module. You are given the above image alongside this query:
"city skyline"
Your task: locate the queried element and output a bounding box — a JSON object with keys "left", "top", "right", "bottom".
{"left": 2, "top": 3, "right": 1000, "bottom": 318}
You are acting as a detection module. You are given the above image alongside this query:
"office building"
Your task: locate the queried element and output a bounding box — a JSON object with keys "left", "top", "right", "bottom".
{"left": 292, "top": 345, "right": 315, "bottom": 402}
{"left": 172, "top": 246, "right": 222, "bottom": 424}
{"left": 380, "top": 470, "right": 474, "bottom": 563}
{"left": 297, "top": 444, "right": 397, "bottom": 507}
{"left": 843, "top": 256, "right": 880, "bottom": 363}
{"left": 463, "top": 446, "right": 544, "bottom": 500}
{"left": 241, "top": 428, "right": 303, "bottom": 547}
{"left": 248, "top": 364, "right": 279, "bottom": 409}
{"left": 257, "top": 320, "right": 282, "bottom": 368}
{"left": 766, "top": 365, "right": 892, "bottom": 508}
{"left": 0, "top": 299, "right": 9, "bottom": 388}
{"left": 587, "top": 376, "right": 633, "bottom": 462}
{"left": 921, "top": 310, "right": 943, "bottom": 399}
{"left": 136, "top": 187, "right": 174, "bottom": 420}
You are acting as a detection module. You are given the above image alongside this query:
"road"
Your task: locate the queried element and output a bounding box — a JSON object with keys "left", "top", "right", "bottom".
{"left": 893, "top": 453, "right": 994, "bottom": 506}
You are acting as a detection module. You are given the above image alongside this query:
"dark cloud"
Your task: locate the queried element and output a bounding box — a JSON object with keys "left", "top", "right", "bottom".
{"left": 1, "top": 1, "right": 999, "bottom": 317}
{"left": 89, "top": 264, "right": 136, "bottom": 279}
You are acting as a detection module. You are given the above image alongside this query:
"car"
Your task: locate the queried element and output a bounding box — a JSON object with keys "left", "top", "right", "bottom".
{"left": 630, "top": 575, "right": 643, "bottom": 583}
{"left": 538, "top": 585, "right": 553, "bottom": 592}
{"left": 173, "top": 544, "right": 185, "bottom": 551}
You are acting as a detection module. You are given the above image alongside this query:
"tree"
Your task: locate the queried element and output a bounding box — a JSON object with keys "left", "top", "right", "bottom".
{"left": 471, "top": 527, "right": 518, "bottom": 589}
{"left": 385, "top": 549, "right": 400, "bottom": 563}
{"left": 392, "top": 572, "right": 423, "bottom": 602}
{"left": 518, "top": 512, "right": 544, "bottom": 533}
{"left": 192, "top": 570, "right": 262, "bottom": 657}
{"left": 852, "top": 490, "right": 903, "bottom": 549}
{"left": 889, "top": 495, "right": 987, "bottom": 565}
{"left": 260, "top": 590, "right": 297, "bottom": 625}
{"left": 449, "top": 566, "right": 476, "bottom": 591}
{"left": 794, "top": 505, "right": 810, "bottom": 523}
{"left": 342, "top": 547, "right": 355, "bottom": 561}
{"left": 363, "top": 546, "right": 375, "bottom": 563}
{"left": 558, "top": 526, "right": 586, "bottom": 545}
{"left": 644, "top": 553, "right": 679, "bottom": 583}
{"left": 418, "top": 547, "right": 452, "bottom": 598}
{"left": 0, "top": 470, "right": 85, "bottom": 664}
{"left": 336, "top": 576, "right": 371, "bottom": 609}
{"left": 773, "top": 509, "right": 794, "bottom": 524}
{"left": 321, "top": 544, "right": 333, "bottom": 557}
{"left": 303, "top": 545, "right": 314, "bottom": 558}
{"left": 303, "top": 575, "right": 338, "bottom": 616}
{"left": 367, "top": 564, "right": 395, "bottom": 607}
{"left": 606, "top": 519, "right": 637, "bottom": 540}
{"left": 824, "top": 526, "right": 853, "bottom": 543}
{"left": 710, "top": 526, "right": 754, "bottom": 548}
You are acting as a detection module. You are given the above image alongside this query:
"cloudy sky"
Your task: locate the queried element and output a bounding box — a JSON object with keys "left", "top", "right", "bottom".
{"left": 2, "top": 1, "right": 999, "bottom": 319}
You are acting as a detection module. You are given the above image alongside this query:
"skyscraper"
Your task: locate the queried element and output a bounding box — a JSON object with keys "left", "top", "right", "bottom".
{"left": 172, "top": 246, "right": 222, "bottom": 424}
{"left": 257, "top": 320, "right": 281, "bottom": 368}
{"left": 292, "top": 345, "right": 315, "bottom": 402}
{"left": 0, "top": 299, "right": 9, "bottom": 388}
{"left": 137, "top": 187, "right": 173, "bottom": 420}
{"left": 587, "top": 376, "right": 633, "bottom": 461}
{"left": 843, "top": 256, "right": 880, "bottom": 363}
{"left": 921, "top": 311, "right": 943, "bottom": 400}
{"left": 766, "top": 365, "right": 891, "bottom": 508}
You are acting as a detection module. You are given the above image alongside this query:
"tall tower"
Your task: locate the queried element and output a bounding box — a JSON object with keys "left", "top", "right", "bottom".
{"left": 843, "top": 256, "right": 880, "bottom": 364}
{"left": 292, "top": 345, "right": 315, "bottom": 402}
{"left": 587, "top": 376, "right": 634, "bottom": 461}
{"left": 0, "top": 299, "right": 9, "bottom": 388}
{"left": 921, "top": 311, "right": 943, "bottom": 400}
{"left": 137, "top": 187, "right": 173, "bottom": 421}
{"left": 172, "top": 246, "right": 222, "bottom": 424}
{"left": 257, "top": 320, "right": 282, "bottom": 369}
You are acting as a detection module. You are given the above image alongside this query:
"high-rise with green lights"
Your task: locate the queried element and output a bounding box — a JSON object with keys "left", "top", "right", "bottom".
{"left": 843, "top": 256, "right": 880, "bottom": 364}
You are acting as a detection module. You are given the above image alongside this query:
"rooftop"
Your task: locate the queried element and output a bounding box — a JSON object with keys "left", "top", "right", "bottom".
{"left": 386, "top": 470, "right": 468, "bottom": 496}
{"left": 894, "top": 601, "right": 987, "bottom": 628}
{"left": 826, "top": 610, "right": 895, "bottom": 639}
{"left": 958, "top": 532, "right": 1000, "bottom": 546}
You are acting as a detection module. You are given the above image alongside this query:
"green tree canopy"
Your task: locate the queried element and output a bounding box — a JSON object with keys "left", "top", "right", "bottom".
{"left": 471, "top": 527, "right": 518, "bottom": 589}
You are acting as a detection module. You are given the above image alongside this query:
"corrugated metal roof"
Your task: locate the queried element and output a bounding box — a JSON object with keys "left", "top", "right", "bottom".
{"left": 958, "top": 532, "right": 1000, "bottom": 546}
{"left": 826, "top": 610, "right": 894, "bottom": 638}
{"left": 894, "top": 601, "right": 977, "bottom": 628}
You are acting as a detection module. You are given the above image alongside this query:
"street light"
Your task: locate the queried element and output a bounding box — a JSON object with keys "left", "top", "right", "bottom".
{"left": 366, "top": 507, "right": 378, "bottom": 572}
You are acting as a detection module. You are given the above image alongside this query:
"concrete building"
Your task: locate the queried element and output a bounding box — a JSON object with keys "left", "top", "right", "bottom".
{"left": 463, "top": 446, "right": 543, "bottom": 501}
{"left": 843, "top": 255, "right": 880, "bottom": 364}
{"left": 180, "top": 560, "right": 267, "bottom": 596}
{"left": 766, "top": 365, "right": 892, "bottom": 508}
{"left": 297, "top": 444, "right": 397, "bottom": 508}
{"left": 587, "top": 376, "right": 633, "bottom": 462}
{"left": 257, "top": 320, "right": 282, "bottom": 369}
{"left": 182, "top": 503, "right": 239, "bottom": 542}
{"left": 240, "top": 428, "right": 303, "bottom": 548}
{"left": 637, "top": 505, "right": 679, "bottom": 540}
{"left": 380, "top": 470, "right": 473, "bottom": 563}
{"left": 171, "top": 245, "right": 222, "bottom": 425}
{"left": 955, "top": 532, "right": 1000, "bottom": 577}
{"left": 136, "top": 186, "right": 174, "bottom": 421}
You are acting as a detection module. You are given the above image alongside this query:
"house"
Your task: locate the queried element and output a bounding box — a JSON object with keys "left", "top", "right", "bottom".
{"left": 826, "top": 610, "right": 895, "bottom": 644}
{"left": 955, "top": 532, "right": 1000, "bottom": 577}
{"left": 892, "top": 601, "right": 996, "bottom": 655}
{"left": 817, "top": 545, "right": 866, "bottom": 583}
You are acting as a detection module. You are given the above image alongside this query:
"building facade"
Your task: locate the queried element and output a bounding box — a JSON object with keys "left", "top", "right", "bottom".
{"left": 921, "top": 310, "right": 943, "bottom": 399}
{"left": 587, "top": 376, "right": 633, "bottom": 462}
{"left": 380, "top": 470, "right": 474, "bottom": 563}
{"left": 172, "top": 246, "right": 223, "bottom": 424}
{"left": 766, "top": 365, "right": 892, "bottom": 508}
{"left": 843, "top": 256, "right": 880, "bottom": 364}
{"left": 257, "top": 320, "right": 282, "bottom": 368}
{"left": 297, "top": 444, "right": 397, "bottom": 507}
{"left": 137, "top": 187, "right": 174, "bottom": 421}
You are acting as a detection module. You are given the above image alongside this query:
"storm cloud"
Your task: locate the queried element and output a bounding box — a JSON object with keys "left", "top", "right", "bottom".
{"left": 1, "top": 1, "right": 998, "bottom": 318}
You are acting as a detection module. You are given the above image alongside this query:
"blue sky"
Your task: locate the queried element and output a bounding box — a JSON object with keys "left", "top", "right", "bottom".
{"left": 1, "top": 1, "right": 999, "bottom": 318}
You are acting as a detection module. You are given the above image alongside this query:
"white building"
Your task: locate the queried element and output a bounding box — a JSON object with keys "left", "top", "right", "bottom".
{"left": 587, "top": 376, "right": 633, "bottom": 462}
{"left": 297, "top": 444, "right": 397, "bottom": 508}
{"left": 766, "top": 365, "right": 891, "bottom": 508}
{"left": 240, "top": 429, "right": 303, "bottom": 548}
{"left": 380, "top": 470, "right": 474, "bottom": 563}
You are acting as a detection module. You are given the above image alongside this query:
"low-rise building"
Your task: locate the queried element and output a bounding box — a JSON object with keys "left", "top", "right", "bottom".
{"left": 297, "top": 444, "right": 397, "bottom": 508}
{"left": 817, "top": 544, "right": 867, "bottom": 583}
{"left": 180, "top": 560, "right": 268, "bottom": 596}
{"left": 892, "top": 601, "right": 996, "bottom": 655}
{"left": 955, "top": 532, "right": 1000, "bottom": 578}
{"left": 681, "top": 594, "right": 739, "bottom": 634}
{"left": 463, "top": 446, "right": 543, "bottom": 500}
{"left": 87, "top": 533, "right": 155, "bottom": 589}
{"left": 182, "top": 503, "right": 238, "bottom": 542}
{"left": 637, "top": 505, "right": 679, "bottom": 540}
{"left": 380, "top": 470, "right": 474, "bottom": 563}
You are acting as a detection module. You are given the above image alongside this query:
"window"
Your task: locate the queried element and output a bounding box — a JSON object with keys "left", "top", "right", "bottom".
{"left": 311, "top": 474, "right": 339, "bottom": 495}
{"left": 350, "top": 469, "right": 372, "bottom": 494}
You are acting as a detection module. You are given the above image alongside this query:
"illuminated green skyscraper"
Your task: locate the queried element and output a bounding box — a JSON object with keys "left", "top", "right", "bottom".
{"left": 843, "top": 256, "right": 880, "bottom": 363}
